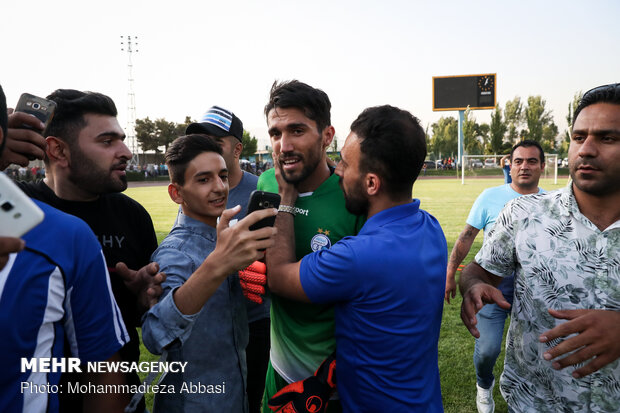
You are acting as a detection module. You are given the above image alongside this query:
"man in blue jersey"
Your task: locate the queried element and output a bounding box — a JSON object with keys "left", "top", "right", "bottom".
{"left": 445, "top": 140, "right": 545, "bottom": 413}
{"left": 0, "top": 85, "right": 130, "bottom": 413}
{"left": 266, "top": 105, "right": 447, "bottom": 412}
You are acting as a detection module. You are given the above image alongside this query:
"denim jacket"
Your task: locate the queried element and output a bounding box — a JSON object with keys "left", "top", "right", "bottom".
{"left": 142, "top": 213, "right": 249, "bottom": 412}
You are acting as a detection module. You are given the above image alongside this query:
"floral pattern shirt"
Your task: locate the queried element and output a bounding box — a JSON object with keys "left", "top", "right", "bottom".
{"left": 475, "top": 185, "right": 620, "bottom": 413}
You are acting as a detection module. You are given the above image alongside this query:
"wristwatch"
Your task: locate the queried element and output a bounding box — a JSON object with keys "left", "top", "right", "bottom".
{"left": 278, "top": 205, "right": 296, "bottom": 216}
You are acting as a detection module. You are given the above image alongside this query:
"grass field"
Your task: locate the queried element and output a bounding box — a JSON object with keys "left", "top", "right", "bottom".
{"left": 125, "top": 176, "right": 567, "bottom": 412}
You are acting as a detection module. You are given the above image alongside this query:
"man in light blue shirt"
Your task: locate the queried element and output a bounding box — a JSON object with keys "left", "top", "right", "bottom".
{"left": 445, "top": 140, "right": 545, "bottom": 413}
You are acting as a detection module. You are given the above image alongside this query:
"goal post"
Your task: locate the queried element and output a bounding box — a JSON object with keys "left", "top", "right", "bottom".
{"left": 461, "top": 154, "right": 558, "bottom": 185}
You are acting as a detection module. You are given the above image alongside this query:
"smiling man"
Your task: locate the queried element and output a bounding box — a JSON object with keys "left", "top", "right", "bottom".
{"left": 255, "top": 80, "right": 364, "bottom": 413}
{"left": 14, "top": 89, "right": 163, "bottom": 413}
{"left": 445, "top": 140, "right": 544, "bottom": 413}
{"left": 141, "top": 134, "right": 277, "bottom": 412}
{"left": 459, "top": 83, "right": 620, "bottom": 412}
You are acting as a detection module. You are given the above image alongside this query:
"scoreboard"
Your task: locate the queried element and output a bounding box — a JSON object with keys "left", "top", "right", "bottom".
{"left": 433, "top": 73, "right": 496, "bottom": 111}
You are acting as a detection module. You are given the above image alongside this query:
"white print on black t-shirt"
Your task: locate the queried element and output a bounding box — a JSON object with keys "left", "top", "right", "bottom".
{"left": 98, "top": 235, "right": 125, "bottom": 249}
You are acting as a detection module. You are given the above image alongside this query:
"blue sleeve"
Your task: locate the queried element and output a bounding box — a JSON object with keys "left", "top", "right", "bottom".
{"left": 299, "top": 239, "right": 358, "bottom": 304}
{"left": 68, "top": 231, "right": 129, "bottom": 362}
{"left": 466, "top": 190, "right": 489, "bottom": 230}
{"left": 141, "top": 246, "right": 201, "bottom": 355}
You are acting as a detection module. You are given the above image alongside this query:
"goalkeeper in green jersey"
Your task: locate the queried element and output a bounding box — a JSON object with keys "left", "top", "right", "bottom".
{"left": 254, "top": 80, "right": 364, "bottom": 413}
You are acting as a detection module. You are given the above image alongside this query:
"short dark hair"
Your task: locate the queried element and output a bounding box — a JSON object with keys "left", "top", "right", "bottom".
{"left": 0, "top": 85, "right": 7, "bottom": 156}
{"left": 264, "top": 80, "right": 331, "bottom": 132}
{"left": 510, "top": 139, "right": 545, "bottom": 164}
{"left": 45, "top": 89, "right": 118, "bottom": 147}
{"left": 165, "top": 134, "right": 223, "bottom": 185}
{"left": 574, "top": 83, "right": 620, "bottom": 121}
{"left": 350, "top": 105, "right": 426, "bottom": 198}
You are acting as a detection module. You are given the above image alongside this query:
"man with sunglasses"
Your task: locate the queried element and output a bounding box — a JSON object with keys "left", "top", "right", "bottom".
{"left": 459, "top": 83, "right": 620, "bottom": 412}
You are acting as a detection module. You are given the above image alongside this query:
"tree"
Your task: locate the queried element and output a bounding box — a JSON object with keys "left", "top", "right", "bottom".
{"left": 154, "top": 118, "right": 178, "bottom": 153}
{"left": 504, "top": 97, "right": 523, "bottom": 144}
{"left": 463, "top": 109, "right": 483, "bottom": 155}
{"left": 135, "top": 117, "right": 158, "bottom": 152}
{"left": 561, "top": 91, "right": 583, "bottom": 155}
{"left": 135, "top": 116, "right": 185, "bottom": 154}
{"left": 523, "top": 96, "right": 558, "bottom": 153}
{"left": 489, "top": 104, "right": 507, "bottom": 154}
{"left": 241, "top": 130, "right": 258, "bottom": 158}
{"left": 176, "top": 116, "right": 194, "bottom": 137}
{"left": 430, "top": 116, "right": 458, "bottom": 159}
{"left": 476, "top": 123, "right": 490, "bottom": 153}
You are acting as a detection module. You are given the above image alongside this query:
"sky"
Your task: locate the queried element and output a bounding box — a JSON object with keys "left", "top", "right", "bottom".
{"left": 2, "top": 0, "right": 619, "bottom": 152}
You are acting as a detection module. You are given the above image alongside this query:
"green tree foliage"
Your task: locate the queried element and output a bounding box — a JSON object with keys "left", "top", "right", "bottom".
{"left": 489, "top": 104, "right": 507, "bottom": 154}
{"left": 241, "top": 130, "right": 258, "bottom": 158}
{"left": 135, "top": 117, "right": 158, "bottom": 152}
{"left": 430, "top": 116, "right": 458, "bottom": 159}
{"left": 561, "top": 91, "right": 583, "bottom": 155}
{"left": 504, "top": 97, "right": 523, "bottom": 144}
{"left": 463, "top": 109, "right": 483, "bottom": 155}
{"left": 524, "top": 96, "right": 558, "bottom": 152}
{"left": 475, "top": 124, "right": 490, "bottom": 153}
{"left": 176, "top": 116, "right": 194, "bottom": 137}
{"left": 135, "top": 116, "right": 191, "bottom": 153}
{"left": 154, "top": 118, "right": 178, "bottom": 153}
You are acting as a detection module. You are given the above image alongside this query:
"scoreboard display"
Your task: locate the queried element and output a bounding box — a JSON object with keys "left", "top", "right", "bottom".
{"left": 433, "top": 73, "right": 496, "bottom": 111}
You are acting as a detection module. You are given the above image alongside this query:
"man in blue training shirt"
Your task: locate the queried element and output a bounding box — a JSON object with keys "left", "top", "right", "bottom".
{"left": 265, "top": 105, "right": 447, "bottom": 412}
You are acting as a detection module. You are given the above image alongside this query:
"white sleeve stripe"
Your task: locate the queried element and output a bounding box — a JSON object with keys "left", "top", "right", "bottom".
{"left": 25, "top": 266, "right": 66, "bottom": 413}
{"left": 64, "top": 286, "right": 79, "bottom": 357}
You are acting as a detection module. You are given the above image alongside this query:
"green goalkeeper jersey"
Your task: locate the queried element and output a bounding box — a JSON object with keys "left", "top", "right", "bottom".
{"left": 257, "top": 168, "right": 364, "bottom": 383}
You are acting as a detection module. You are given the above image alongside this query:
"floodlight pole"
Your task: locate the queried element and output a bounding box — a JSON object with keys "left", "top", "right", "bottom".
{"left": 458, "top": 110, "right": 465, "bottom": 184}
{"left": 121, "top": 35, "right": 139, "bottom": 166}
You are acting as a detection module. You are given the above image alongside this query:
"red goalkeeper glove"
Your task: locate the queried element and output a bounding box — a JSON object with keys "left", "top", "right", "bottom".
{"left": 239, "top": 261, "right": 267, "bottom": 304}
{"left": 268, "top": 352, "right": 336, "bottom": 413}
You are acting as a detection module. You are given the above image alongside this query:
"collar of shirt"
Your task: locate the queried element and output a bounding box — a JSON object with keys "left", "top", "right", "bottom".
{"left": 176, "top": 212, "right": 217, "bottom": 241}
{"left": 359, "top": 199, "right": 421, "bottom": 235}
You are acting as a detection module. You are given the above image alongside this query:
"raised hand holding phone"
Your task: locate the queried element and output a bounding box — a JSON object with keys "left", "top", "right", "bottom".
{"left": 0, "top": 173, "right": 44, "bottom": 238}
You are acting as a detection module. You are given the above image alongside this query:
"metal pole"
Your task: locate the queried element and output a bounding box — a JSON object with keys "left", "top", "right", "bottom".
{"left": 121, "top": 36, "right": 139, "bottom": 166}
{"left": 458, "top": 110, "right": 465, "bottom": 184}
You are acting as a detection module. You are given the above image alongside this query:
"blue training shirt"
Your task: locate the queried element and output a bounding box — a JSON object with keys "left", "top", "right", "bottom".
{"left": 0, "top": 200, "right": 128, "bottom": 413}
{"left": 300, "top": 200, "right": 446, "bottom": 412}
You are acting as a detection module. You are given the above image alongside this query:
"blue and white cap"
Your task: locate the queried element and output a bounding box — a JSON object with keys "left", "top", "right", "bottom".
{"left": 186, "top": 106, "right": 243, "bottom": 142}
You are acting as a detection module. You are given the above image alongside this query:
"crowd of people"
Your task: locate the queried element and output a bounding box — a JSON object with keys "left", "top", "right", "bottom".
{"left": 0, "top": 80, "right": 618, "bottom": 413}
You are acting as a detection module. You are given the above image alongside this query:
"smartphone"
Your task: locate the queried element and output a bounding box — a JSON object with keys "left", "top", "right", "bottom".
{"left": 15, "top": 93, "right": 57, "bottom": 131}
{"left": 0, "top": 173, "right": 45, "bottom": 237}
{"left": 246, "top": 190, "right": 281, "bottom": 231}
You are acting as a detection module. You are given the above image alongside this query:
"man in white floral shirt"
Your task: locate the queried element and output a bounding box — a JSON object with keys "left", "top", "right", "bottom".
{"left": 459, "top": 83, "right": 620, "bottom": 413}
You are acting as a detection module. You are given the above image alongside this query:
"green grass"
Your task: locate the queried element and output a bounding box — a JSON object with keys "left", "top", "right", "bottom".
{"left": 125, "top": 177, "right": 567, "bottom": 412}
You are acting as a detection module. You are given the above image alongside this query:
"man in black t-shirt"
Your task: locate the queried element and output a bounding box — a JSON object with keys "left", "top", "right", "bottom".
{"left": 11, "top": 89, "right": 164, "bottom": 413}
